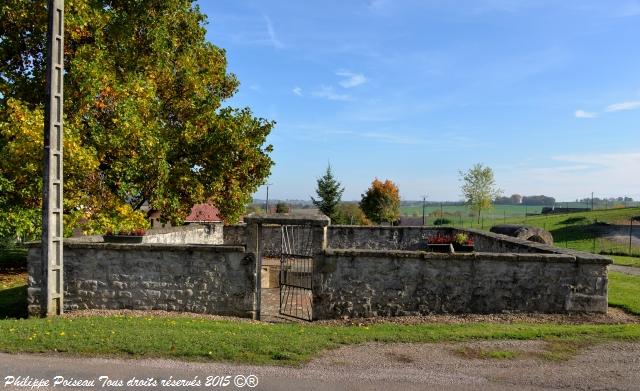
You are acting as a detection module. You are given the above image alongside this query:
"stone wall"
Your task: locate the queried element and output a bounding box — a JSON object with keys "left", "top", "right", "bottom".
{"left": 328, "top": 226, "right": 442, "bottom": 250}
{"left": 312, "top": 249, "right": 610, "bottom": 319}
{"left": 223, "top": 224, "right": 282, "bottom": 257}
{"left": 223, "top": 225, "right": 246, "bottom": 246}
{"left": 68, "top": 224, "right": 223, "bottom": 245}
{"left": 28, "top": 243, "right": 254, "bottom": 318}
{"left": 141, "top": 224, "right": 223, "bottom": 245}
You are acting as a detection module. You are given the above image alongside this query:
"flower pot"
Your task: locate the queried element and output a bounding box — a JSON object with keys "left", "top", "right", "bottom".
{"left": 102, "top": 235, "right": 144, "bottom": 244}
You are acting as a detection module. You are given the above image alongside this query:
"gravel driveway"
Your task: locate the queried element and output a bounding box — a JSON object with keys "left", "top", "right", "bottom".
{"left": 2, "top": 341, "right": 639, "bottom": 390}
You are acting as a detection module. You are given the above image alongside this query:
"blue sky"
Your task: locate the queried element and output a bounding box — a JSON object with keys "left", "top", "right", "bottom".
{"left": 198, "top": 0, "right": 640, "bottom": 202}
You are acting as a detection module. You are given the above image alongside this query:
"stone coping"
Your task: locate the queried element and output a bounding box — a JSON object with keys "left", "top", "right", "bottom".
{"left": 143, "top": 223, "right": 219, "bottom": 235}
{"left": 244, "top": 213, "right": 330, "bottom": 226}
{"left": 26, "top": 241, "right": 245, "bottom": 253}
{"left": 460, "top": 228, "right": 611, "bottom": 262}
{"left": 322, "top": 248, "right": 612, "bottom": 265}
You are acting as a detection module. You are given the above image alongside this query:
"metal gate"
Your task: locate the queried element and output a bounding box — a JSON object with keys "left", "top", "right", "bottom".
{"left": 279, "top": 224, "right": 314, "bottom": 320}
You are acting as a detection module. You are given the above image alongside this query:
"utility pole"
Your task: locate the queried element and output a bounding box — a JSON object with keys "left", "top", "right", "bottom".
{"left": 41, "top": 0, "right": 65, "bottom": 316}
{"left": 265, "top": 183, "right": 273, "bottom": 214}
{"left": 591, "top": 192, "right": 594, "bottom": 211}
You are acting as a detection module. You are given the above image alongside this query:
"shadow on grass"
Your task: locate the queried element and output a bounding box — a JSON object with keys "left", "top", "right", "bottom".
{"left": 550, "top": 224, "right": 600, "bottom": 243}
{"left": 0, "top": 284, "right": 28, "bottom": 319}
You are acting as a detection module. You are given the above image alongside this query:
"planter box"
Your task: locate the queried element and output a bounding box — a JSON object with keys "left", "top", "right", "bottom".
{"left": 426, "top": 243, "right": 454, "bottom": 253}
{"left": 102, "top": 235, "right": 145, "bottom": 244}
{"left": 453, "top": 243, "right": 474, "bottom": 252}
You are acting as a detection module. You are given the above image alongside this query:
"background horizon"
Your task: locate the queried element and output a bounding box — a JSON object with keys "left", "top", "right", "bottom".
{"left": 198, "top": 0, "right": 640, "bottom": 202}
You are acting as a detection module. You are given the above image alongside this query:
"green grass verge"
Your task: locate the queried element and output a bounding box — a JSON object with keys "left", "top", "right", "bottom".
{"left": 611, "top": 255, "right": 640, "bottom": 268}
{"left": 609, "top": 272, "right": 640, "bottom": 315}
{"left": 0, "top": 316, "right": 639, "bottom": 365}
{"left": 455, "top": 346, "right": 521, "bottom": 360}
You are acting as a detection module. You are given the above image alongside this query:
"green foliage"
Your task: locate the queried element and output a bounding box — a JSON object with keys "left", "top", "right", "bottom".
{"left": 275, "top": 202, "right": 290, "bottom": 214}
{"left": 333, "top": 203, "right": 371, "bottom": 225}
{"left": 454, "top": 232, "right": 468, "bottom": 245}
{"left": 0, "top": 0, "right": 273, "bottom": 237}
{"left": 459, "top": 163, "right": 501, "bottom": 223}
{"left": 433, "top": 218, "right": 452, "bottom": 226}
{"left": 311, "top": 165, "right": 344, "bottom": 221}
{"left": 360, "top": 179, "right": 401, "bottom": 224}
{"left": 244, "top": 204, "right": 265, "bottom": 216}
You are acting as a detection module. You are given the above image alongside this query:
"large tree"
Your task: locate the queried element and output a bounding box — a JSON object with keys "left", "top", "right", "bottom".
{"left": 311, "top": 165, "right": 344, "bottom": 221}
{"left": 459, "top": 163, "right": 501, "bottom": 223}
{"left": 0, "top": 0, "right": 274, "bottom": 237}
{"left": 359, "top": 179, "right": 400, "bottom": 225}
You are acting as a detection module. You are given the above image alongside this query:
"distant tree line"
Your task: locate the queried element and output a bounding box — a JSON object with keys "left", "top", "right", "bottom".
{"left": 578, "top": 197, "right": 634, "bottom": 205}
{"left": 494, "top": 194, "right": 556, "bottom": 205}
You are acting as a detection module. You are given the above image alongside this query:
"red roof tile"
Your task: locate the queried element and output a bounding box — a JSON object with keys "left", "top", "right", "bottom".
{"left": 185, "top": 203, "right": 222, "bottom": 222}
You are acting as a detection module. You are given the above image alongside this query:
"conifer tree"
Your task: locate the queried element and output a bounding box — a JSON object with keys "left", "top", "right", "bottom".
{"left": 311, "top": 165, "right": 344, "bottom": 221}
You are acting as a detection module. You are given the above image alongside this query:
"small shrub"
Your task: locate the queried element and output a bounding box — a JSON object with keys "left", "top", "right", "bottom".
{"left": 433, "top": 218, "right": 452, "bottom": 226}
{"left": 454, "top": 233, "right": 468, "bottom": 245}
{"left": 275, "top": 202, "right": 290, "bottom": 213}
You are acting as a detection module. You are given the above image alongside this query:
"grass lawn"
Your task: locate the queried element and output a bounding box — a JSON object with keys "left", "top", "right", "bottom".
{"left": 0, "top": 316, "right": 639, "bottom": 365}
{"left": 609, "top": 272, "right": 640, "bottom": 315}
{"left": 473, "top": 207, "right": 640, "bottom": 257}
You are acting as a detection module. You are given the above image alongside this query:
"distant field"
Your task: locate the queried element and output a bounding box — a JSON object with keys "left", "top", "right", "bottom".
{"left": 400, "top": 205, "right": 640, "bottom": 257}
{"left": 479, "top": 207, "right": 640, "bottom": 257}
{"left": 401, "top": 204, "right": 545, "bottom": 223}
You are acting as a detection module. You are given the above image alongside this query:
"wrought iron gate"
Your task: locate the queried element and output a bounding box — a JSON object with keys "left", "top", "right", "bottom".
{"left": 279, "top": 224, "right": 314, "bottom": 320}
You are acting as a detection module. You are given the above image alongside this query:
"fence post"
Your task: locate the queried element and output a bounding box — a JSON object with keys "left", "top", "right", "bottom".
{"left": 630, "top": 218, "right": 634, "bottom": 256}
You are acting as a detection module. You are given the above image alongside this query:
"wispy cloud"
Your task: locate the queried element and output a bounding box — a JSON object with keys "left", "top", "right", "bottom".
{"left": 327, "top": 130, "right": 421, "bottom": 145}
{"left": 605, "top": 101, "right": 640, "bottom": 112}
{"left": 263, "top": 15, "right": 284, "bottom": 49}
{"left": 336, "top": 70, "right": 367, "bottom": 88}
{"left": 575, "top": 110, "right": 597, "bottom": 118}
{"left": 312, "top": 86, "right": 352, "bottom": 101}
{"left": 292, "top": 86, "right": 303, "bottom": 96}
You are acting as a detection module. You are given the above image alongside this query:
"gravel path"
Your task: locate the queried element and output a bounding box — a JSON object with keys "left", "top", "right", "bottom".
{"left": 611, "top": 264, "right": 640, "bottom": 276}
{"left": 2, "top": 341, "right": 639, "bottom": 390}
